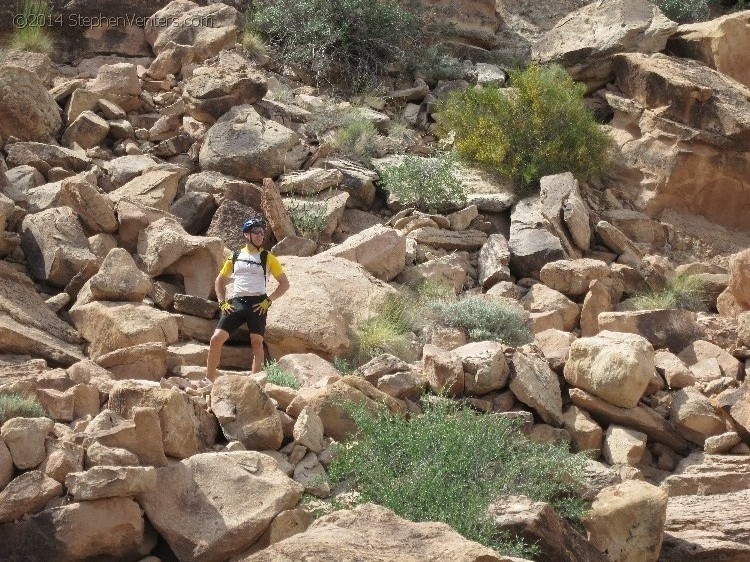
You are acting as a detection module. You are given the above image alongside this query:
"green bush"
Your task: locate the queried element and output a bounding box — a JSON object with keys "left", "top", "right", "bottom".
{"left": 10, "top": 0, "right": 53, "bottom": 53}
{"left": 249, "top": 0, "right": 421, "bottom": 92}
{"left": 0, "top": 392, "right": 45, "bottom": 426}
{"left": 631, "top": 274, "right": 710, "bottom": 312}
{"left": 438, "top": 64, "right": 611, "bottom": 196}
{"left": 408, "top": 44, "right": 466, "bottom": 83}
{"left": 328, "top": 398, "right": 589, "bottom": 556}
{"left": 264, "top": 361, "right": 301, "bottom": 389}
{"left": 380, "top": 153, "right": 466, "bottom": 213}
{"left": 432, "top": 296, "right": 531, "bottom": 346}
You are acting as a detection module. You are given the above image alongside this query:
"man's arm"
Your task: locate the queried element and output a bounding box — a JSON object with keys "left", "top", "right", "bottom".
{"left": 215, "top": 274, "right": 230, "bottom": 302}
{"left": 268, "top": 273, "right": 289, "bottom": 303}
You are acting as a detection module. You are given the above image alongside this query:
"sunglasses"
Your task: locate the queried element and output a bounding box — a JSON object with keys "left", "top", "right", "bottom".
{"left": 248, "top": 227, "right": 265, "bottom": 234}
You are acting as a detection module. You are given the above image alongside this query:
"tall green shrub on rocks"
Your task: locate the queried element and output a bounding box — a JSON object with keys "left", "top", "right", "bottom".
{"left": 10, "top": 0, "right": 53, "bottom": 54}
{"left": 438, "top": 64, "right": 611, "bottom": 196}
{"left": 248, "top": 0, "right": 422, "bottom": 92}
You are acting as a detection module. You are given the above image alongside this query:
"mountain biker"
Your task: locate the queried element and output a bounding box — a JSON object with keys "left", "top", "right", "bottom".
{"left": 206, "top": 216, "right": 290, "bottom": 381}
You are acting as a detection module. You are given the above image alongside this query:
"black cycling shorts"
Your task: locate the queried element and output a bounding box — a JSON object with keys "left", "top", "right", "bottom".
{"left": 216, "top": 295, "right": 268, "bottom": 336}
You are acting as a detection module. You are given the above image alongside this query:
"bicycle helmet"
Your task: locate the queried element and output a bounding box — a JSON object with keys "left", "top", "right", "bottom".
{"left": 242, "top": 217, "right": 267, "bottom": 233}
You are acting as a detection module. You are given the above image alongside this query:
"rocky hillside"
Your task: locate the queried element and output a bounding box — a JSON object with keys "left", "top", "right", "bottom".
{"left": 2, "top": 0, "right": 750, "bottom": 561}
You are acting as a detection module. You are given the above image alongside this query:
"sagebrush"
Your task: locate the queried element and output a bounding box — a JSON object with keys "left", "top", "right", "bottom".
{"left": 438, "top": 64, "right": 611, "bottom": 196}
{"left": 431, "top": 296, "right": 532, "bottom": 346}
{"left": 328, "top": 398, "right": 589, "bottom": 557}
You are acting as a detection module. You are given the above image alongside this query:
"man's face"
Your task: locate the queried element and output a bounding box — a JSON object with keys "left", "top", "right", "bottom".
{"left": 246, "top": 227, "right": 265, "bottom": 244}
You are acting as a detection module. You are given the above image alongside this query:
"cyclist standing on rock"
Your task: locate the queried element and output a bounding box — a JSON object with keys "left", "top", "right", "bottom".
{"left": 206, "top": 216, "right": 290, "bottom": 381}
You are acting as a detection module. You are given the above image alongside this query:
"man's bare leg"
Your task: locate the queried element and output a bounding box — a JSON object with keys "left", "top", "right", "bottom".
{"left": 207, "top": 329, "right": 229, "bottom": 381}
{"left": 250, "top": 333, "right": 265, "bottom": 373}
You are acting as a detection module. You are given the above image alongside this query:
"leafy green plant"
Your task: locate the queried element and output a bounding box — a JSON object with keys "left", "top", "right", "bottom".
{"left": 631, "top": 274, "right": 710, "bottom": 312}
{"left": 10, "top": 0, "right": 53, "bottom": 53}
{"left": 248, "top": 0, "right": 422, "bottom": 92}
{"left": 438, "top": 64, "right": 611, "bottom": 196}
{"left": 432, "top": 296, "right": 531, "bottom": 346}
{"left": 332, "top": 116, "right": 379, "bottom": 164}
{"left": 328, "top": 397, "right": 589, "bottom": 556}
{"left": 407, "top": 44, "right": 466, "bottom": 83}
{"left": 264, "top": 360, "right": 301, "bottom": 389}
{"left": 286, "top": 196, "right": 329, "bottom": 240}
{"left": 0, "top": 392, "right": 45, "bottom": 426}
{"left": 333, "top": 356, "right": 353, "bottom": 375}
{"left": 380, "top": 153, "right": 466, "bottom": 213}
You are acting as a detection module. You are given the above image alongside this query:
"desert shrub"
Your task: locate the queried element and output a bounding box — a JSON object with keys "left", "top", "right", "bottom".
{"left": 332, "top": 117, "right": 379, "bottom": 163}
{"left": 240, "top": 29, "right": 268, "bottom": 59}
{"left": 333, "top": 356, "right": 353, "bottom": 375}
{"left": 379, "top": 153, "right": 466, "bottom": 213}
{"left": 631, "top": 274, "right": 710, "bottom": 312}
{"left": 0, "top": 393, "right": 45, "bottom": 426}
{"left": 248, "top": 0, "right": 422, "bottom": 92}
{"left": 438, "top": 64, "right": 611, "bottom": 196}
{"left": 328, "top": 397, "right": 589, "bottom": 556}
{"left": 264, "top": 361, "right": 300, "bottom": 389}
{"left": 408, "top": 44, "right": 466, "bottom": 83}
{"left": 431, "top": 296, "right": 531, "bottom": 346}
{"left": 10, "top": 0, "right": 53, "bottom": 53}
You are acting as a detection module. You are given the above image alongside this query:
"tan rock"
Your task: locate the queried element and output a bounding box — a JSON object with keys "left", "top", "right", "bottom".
{"left": 138, "top": 451, "right": 303, "bottom": 562}
{"left": 81, "top": 247, "right": 152, "bottom": 305}
{"left": 654, "top": 350, "right": 696, "bottom": 390}
{"left": 478, "top": 233, "right": 512, "bottom": 289}
{"left": 58, "top": 176, "right": 117, "bottom": 234}
{"left": 564, "top": 331, "right": 655, "bottom": 409}
{"left": 109, "top": 169, "right": 180, "bottom": 212}
{"left": 95, "top": 342, "right": 167, "bottom": 382}
{"left": 396, "top": 253, "right": 468, "bottom": 293}
{"left": 406, "top": 227, "right": 488, "bottom": 251}
{"left": 0, "top": 497, "right": 152, "bottom": 560}
{"left": 235, "top": 502, "right": 509, "bottom": 562}
{"left": 320, "top": 224, "right": 406, "bottom": 281}
{"left": 603, "top": 425, "right": 647, "bottom": 466}
{"left": 276, "top": 353, "right": 339, "bottom": 388}
{"left": 0, "top": 417, "right": 54, "bottom": 470}
{"left": 61, "top": 110, "right": 109, "bottom": 149}
{"left": 510, "top": 351, "right": 563, "bottom": 426}
{"left": 535, "top": 329, "right": 577, "bottom": 373}
{"left": 423, "top": 344, "right": 464, "bottom": 396}
{"left": 65, "top": 466, "right": 157, "bottom": 501}
{"left": 704, "top": 431, "right": 742, "bottom": 454}
{"left": 293, "top": 406, "right": 324, "bottom": 453}
{"left": 670, "top": 388, "right": 726, "bottom": 445}
{"left": 580, "top": 279, "right": 614, "bottom": 337}
{"left": 563, "top": 405, "right": 603, "bottom": 456}
{"left": 678, "top": 340, "right": 742, "bottom": 379}
{"left": 0, "top": 471, "right": 62, "bottom": 523}
{"left": 211, "top": 376, "right": 283, "bottom": 451}
{"left": 41, "top": 440, "right": 84, "bottom": 483}
{"left": 540, "top": 259, "right": 610, "bottom": 297}
{"left": 0, "top": 66, "right": 61, "bottom": 144}
{"left": 521, "top": 284, "right": 580, "bottom": 332}
{"left": 0, "top": 438, "right": 13, "bottom": 491}
{"left": 293, "top": 451, "right": 330, "bottom": 498}
{"left": 85, "top": 441, "right": 140, "bottom": 469}
{"left": 452, "top": 341, "right": 509, "bottom": 395}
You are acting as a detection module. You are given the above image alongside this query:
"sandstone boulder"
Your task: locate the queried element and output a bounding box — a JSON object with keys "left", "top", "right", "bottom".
{"left": 510, "top": 351, "right": 564, "bottom": 426}
{"left": 80, "top": 248, "right": 152, "bottom": 305}
{"left": 0, "top": 417, "right": 54, "bottom": 470}
{"left": 58, "top": 176, "right": 117, "bottom": 234}
{"left": 65, "top": 466, "right": 157, "bottom": 501}
{"left": 320, "top": 225, "right": 406, "bottom": 281}
{"left": 603, "top": 425, "right": 647, "bottom": 466}
{"left": 452, "top": 341, "right": 509, "bottom": 395}
{"left": 540, "top": 259, "right": 611, "bottom": 297}
{"left": 509, "top": 197, "right": 566, "bottom": 279}
{"left": 564, "top": 331, "right": 655, "bottom": 408}
{"left": 0, "top": 471, "right": 62, "bottom": 523}
{"left": 597, "top": 309, "right": 701, "bottom": 354}
{"left": 0, "top": 66, "right": 61, "bottom": 145}
{"left": 138, "top": 451, "right": 303, "bottom": 562}
{"left": 478, "top": 234, "right": 512, "bottom": 289}
{"left": 670, "top": 388, "right": 726, "bottom": 445}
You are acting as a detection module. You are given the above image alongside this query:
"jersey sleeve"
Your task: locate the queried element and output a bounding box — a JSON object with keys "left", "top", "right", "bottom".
{"left": 267, "top": 253, "right": 284, "bottom": 278}
{"left": 219, "top": 257, "right": 233, "bottom": 278}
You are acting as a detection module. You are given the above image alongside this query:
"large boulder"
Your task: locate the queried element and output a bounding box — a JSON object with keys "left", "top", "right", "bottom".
{"left": 199, "top": 105, "right": 307, "bottom": 181}
{"left": 597, "top": 309, "right": 701, "bottom": 354}
{"left": 0, "top": 262, "right": 84, "bottom": 366}
{"left": 532, "top": 0, "right": 677, "bottom": 91}
{"left": 608, "top": 53, "right": 750, "bottom": 230}
{"left": 0, "top": 66, "right": 61, "bottom": 145}
{"left": 321, "top": 225, "right": 406, "bottom": 281}
{"left": 211, "top": 376, "right": 283, "bottom": 450}
{"left": 136, "top": 217, "right": 224, "bottom": 299}
{"left": 583, "top": 481, "right": 668, "bottom": 562}
{"left": 265, "top": 255, "right": 399, "bottom": 358}
{"left": 20, "top": 207, "right": 98, "bottom": 288}
{"left": 138, "top": 451, "right": 303, "bottom": 562}
{"left": 70, "top": 301, "right": 178, "bottom": 360}
{"left": 145, "top": 1, "right": 242, "bottom": 62}
{"left": 0, "top": 498, "right": 153, "bottom": 561}
{"left": 79, "top": 248, "right": 152, "bottom": 305}
{"left": 508, "top": 197, "right": 566, "bottom": 279}
{"left": 564, "top": 331, "right": 655, "bottom": 408}
{"left": 58, "top": 176, "right": 117, "bottom": 234}
{"left": 729, "top": 248, "right": 750, "bottom": 310}
{"left": 108, "top": 169, "right": 181, "bottom": 212}
{"left": 667, "top": 11, "right": 750, "bottom": 89}
{"left": 236, "top": 503, "right": 508, "bottom": 562}
{"left": 510, "top": 351, "right": 564, "bottom": 426}
{"left": 540, "top": 259, "right": 611, "bottom": 297}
